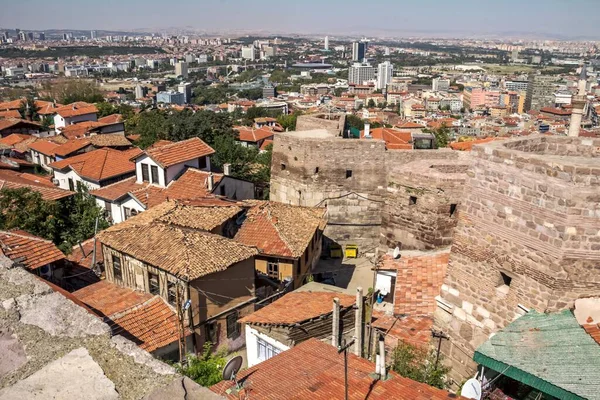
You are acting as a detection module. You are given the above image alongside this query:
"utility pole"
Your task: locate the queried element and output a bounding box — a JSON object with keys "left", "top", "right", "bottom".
{"left": 432, "top": 329, "right": 449, "bottom": 369}
{"left": 175, "top": 284, "right": 186, "bottom": 363}
{"left": 338, "top": 339, "right": 355, "bottom": 400}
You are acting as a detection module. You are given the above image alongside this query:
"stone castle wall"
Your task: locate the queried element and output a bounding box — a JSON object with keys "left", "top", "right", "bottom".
{"left": 270, "top": 132, "right": 465, "bottom": 250}
{"left": 434, "top": 135, "right": 600, "bottom": 387}
{"left": 295, "top": 114, "right": 346, "bottom": 136}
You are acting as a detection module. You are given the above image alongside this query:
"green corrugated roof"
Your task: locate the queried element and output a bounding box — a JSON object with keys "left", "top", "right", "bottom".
{"left": 474, "top": 310, "right": 600, "bottom": 400}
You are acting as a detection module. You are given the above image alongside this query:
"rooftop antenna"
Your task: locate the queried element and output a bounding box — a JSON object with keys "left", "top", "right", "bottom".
{"left": 223, "top": 355, "right": 244, "bottom": 395}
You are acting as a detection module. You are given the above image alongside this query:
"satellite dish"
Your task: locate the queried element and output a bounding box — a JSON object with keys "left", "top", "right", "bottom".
{"left": 461, "top": 378, "right": 482, "bottom": 400}
{"left": 392, "top": 247, "right": 401, "bottom": 259}
{"left": 222, "top": 355, "right": 243, "bottom": 382}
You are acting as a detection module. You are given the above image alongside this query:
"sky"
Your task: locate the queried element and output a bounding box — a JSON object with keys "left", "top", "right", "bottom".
{"left": 2, "top": 0, "right": 600, "bottom": 39}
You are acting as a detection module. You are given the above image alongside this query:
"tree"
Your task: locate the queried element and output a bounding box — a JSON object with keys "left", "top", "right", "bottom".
{"left": 390, "top": 341, "right": 451, "bottom": 390}
{"left": 95, "top": 102, "right": 117, "bottom": 118}
{"left": 177, "top": 343, "right": 227, "bottom": 387}
{"left": 277, "top": 111, "right": 301, "bottom": 131}
{"left": 41, "top": 79, "right": 104, "bottom": 104}
{"left": 61, "top": 185, "right": 109, "bottom": 252}
{"left": 126, "top": 110, "right": 169, "bottom": 149}
{"left": 432, "top": 124, "right": 450, "bottom": 148}
{"left": 367, "top": 99, "right": 376, "bottom": 108}
{"left": 211, "top": 134, "right": 258, "bottom": 179}
{"left": 19, "top": 97, "right": 39, "bottom": 121}
{"left": 345, "top": 114, "right": 365, "bottom": 131}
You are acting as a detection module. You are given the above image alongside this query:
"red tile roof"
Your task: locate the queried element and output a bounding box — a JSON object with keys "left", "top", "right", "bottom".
{"left": 90, "top": 176, "right": 146, "bottom": 202}
{"left": 0, "top": 133, "right": 31, "bottom": 147}
{"left": 0, "top": 110, "right": 22, "bottom": 119}
{"left": 234, "top": 201, "right": 326, "bottom": 259}
{"left": 372, "top": 312, "right": 433, "bottom": 348}
{"left": 449, "top": 137, "right": 506, "bottom": 151}
{"left": 235, "top": 126, "right": 275, "bottom": 143}
{"left": 50, "top": 148, "right": 135, "bottom": 182}
{"left": 52, "top": 139, "right": 92, "bottom": 157}
{"left": 67, "top": 238, "right": 103, "bottom": 271}
{"left": 259, "top": 139, "right": 273, "bottom": 151}
{"left": 0, "top": 118, "right": 41, "bottom": 132}
{"left": 361, "top": 128, "right": 413, "bottom": 150}
{"left": 583, "top": 323, "right": 600, "bottom": 345}
{"left": 55, "top": 102, "right": 98, "bottom": 118}
{"left": 163, "top": 169, "right": 222, "bottom": 200}
{"left": 211, "top": 338, "right": 461, "bottom": 399}
{"left": 28, "top": 140, "right": 60, "bottom": 155}
{"left": 141, "top": 137, "right": 215, "bottom": 168}
{"left": 0, "top": 230, "right": 65, "bottom": 270}
{"left": 74, "top": 280, "right": 152, "bottom": 317}
{"left": 97, "top": 114, "right": 123, "bottom": 124}
{"left": 241, "top": 291, "right": 355, "bottom": 325}
{"left": 379, "top": 252, "right": 449, "bottom": 316}
{"left": 0, "top": 99, "right": 24, "bottom": 111}
{"left": 58, "top": 120, "right": 104, "bottom": 139}
{"left": 0, "top": 170, "right": 74, "bottom": 201}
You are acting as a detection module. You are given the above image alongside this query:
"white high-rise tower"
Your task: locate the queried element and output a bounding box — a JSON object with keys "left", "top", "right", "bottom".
{"left": 376, "top": 61, "right": 393, "bottom": 91}
{"left": 568, "top": 64, "right": 587, "bottom": 137}
{"left": 324, "top": 36, "right": 329, "bottom": 51}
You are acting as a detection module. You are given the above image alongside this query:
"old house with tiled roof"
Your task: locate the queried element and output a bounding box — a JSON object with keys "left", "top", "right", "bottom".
{"left": 234, "top": 200, "right": 327, "bottom": 289}
{"left": 50, "top": 148, "right": 136, "bottom": 191}
{"left": 73, "top": 280, "right": 193, "bottom": 359}
{"left": 211, "top": 338, "right": 462, "bottom": 400}
{"left": 97, "top": 199, "right": 260, "bottom": 353}
{"left": 240, "top": 283, "right": 359, "bottom": 367}
{"left": 53, "top": 102, "right": 98, "bottom": 130}
{"left": 0, "top": 230, "right": 66, "bottom": 283}
{"left": 0, "top": 118, "right": 42, "bottom": 138}
{"left": 0, "top": 169, "right": 73, "bottom": 201}
{"left": 233, "top": 126, "right": 275, "bottom": 149}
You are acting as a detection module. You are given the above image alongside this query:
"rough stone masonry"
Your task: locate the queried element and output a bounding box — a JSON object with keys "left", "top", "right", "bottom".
{"left": 434, "top": 135, "right": 600, "bottom": 387}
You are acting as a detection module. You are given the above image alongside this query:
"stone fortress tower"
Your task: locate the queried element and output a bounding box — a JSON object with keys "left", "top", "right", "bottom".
{"left": 434, "top": 135, "right": 600, "bottom": 385}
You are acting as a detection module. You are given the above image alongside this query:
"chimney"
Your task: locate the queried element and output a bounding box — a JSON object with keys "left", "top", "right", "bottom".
{"left": 354, "top": 287, "right": 363, "bottom": 357}
{"left": 223, "top": 163, "right": 232, "bottom": 176}
{"left": 332, "top": 297, "right": 340, "bottom": 348}
{"left": 364, "top": 123, "right": 370, "bottom": 138}
{"left": 207, "top": 173, "right": 214, "bottom": 192}
{"left": 378, "top": 334, "right": 386, "bottom": 380}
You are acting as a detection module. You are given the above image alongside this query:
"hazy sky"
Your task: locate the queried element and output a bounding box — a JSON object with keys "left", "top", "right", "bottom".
{"left": 2, "top": 0, "right": 599, "bottom": 38}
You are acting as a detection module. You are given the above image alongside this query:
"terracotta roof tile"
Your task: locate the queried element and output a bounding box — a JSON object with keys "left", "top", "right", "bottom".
{"left": 162, "top": 168, "right": 222, "bottom": 200}
{"left": 74, "top": 280, "right": 153, "bottom": 317}
{"left": 28, "top": 140, "right": 61, "bottom": 155}
{"left": 55, "top": 102, "right": 98, "bottom": 118}
{"left": 0, "top": 230, "right": 65, "bottom": 270}
{"left": 0, "top": 99, "right": 24, "bottom": 111}
{"left": 67, "top": 238, "right": 103, "bottom": 270}
{"left": 361, "top": 127, "right": 413, "bottom": 149}
{"left": 97, "top": 114, "right": 123, "bottom": 124}
{"left": 142, "top": 137, "right": 215, "bottom": 168}
{"left": 379, "top": 252, "right": 449, "bottom": 316}
{"left": 0, "top": 118, "right": 41, "bottom": 132}
{"left": 259, "top": 139, "right": 273, "bottom": 151}
{"left": 97, "top": 201, "right": 258, "bottom": 280}
{"left": 90, "top": 176, "right": 146, "bottom": 202}
{"left": 241, "top": 291, "right": 355, "bottom": 325}
{"left": 49, "top": 148, "right": 135, "bottom": 182}
{"left": 0, "top": 133, "right": 31, "bottom": 147}
{"left": 234, "top": 201, "right": 326, "bottom": 258}
{"left": 211, "top": 338, "right": 462, "bottom": 399}
{"left": 0, "top": 110, "right": 22, "bottom": 119}
{"left": 88, "top": 134, "right": 131, "bottom": 147}
{"left": 58, "top": 120, "right": 104, "bottom": 139}
{"left": 449, "top": 137, "right": 506, "bottom": 151}
{"left": 583, "top": 323, "right": 600, "bottom": 345}
{"left": 0, "top": 170, "right": 74, "bottom": 201}
{"left": 372, "top": 312, "right": 433, "bottom": 348}
{"left": 147, "top": 140, "right": 174, "bottom": 150}
{"left": 52, "top": 139, "right": 92, "bottom": 157}
{"left": 235, "top": 126, "right": 275, "bottom": 143}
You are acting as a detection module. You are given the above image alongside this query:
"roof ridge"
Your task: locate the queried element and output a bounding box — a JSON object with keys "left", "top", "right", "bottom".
{"left": 263, "top": 204, "right": 294, "bottom": 256}
{"left": 0, "top": 230, "right": 54, "bottom": 244}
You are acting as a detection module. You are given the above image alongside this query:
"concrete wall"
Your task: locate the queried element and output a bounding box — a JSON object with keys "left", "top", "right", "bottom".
{"left": 434, "top": 135, "right": 600, "bottom": 387}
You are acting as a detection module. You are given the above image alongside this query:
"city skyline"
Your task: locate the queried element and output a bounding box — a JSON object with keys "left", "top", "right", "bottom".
{"left": 2, "top": 0, "right": 600, "bottom": 40}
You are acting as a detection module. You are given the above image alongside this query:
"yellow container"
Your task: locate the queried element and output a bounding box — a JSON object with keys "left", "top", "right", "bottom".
{"left": 345, "top": 245, "right": 358, "bottom": 258}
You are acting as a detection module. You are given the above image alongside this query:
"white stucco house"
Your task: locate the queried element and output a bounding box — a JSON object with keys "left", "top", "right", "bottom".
{"left": 49, "top": 148, "right": 136, "bottom": 191}
{"left": 29, "top": 140, "right": 61, "bottom": 171}
{"left": 52, "top": 102, "right": 98, "bottom": 130}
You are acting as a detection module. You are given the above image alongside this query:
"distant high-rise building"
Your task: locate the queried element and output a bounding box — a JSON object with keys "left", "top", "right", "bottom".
{"left": 134, "top": 85, "right": 148, "bottom": 99}
{"left": 90, "top": 30, "right": 97, "bottom": 39}
{"left": 178, "top": 82, "right": 192, "bottom": 103}
{"left": 348, "top": 62, "right": 375, "bottom": 85}
{"left": 504, "top": 80, "right": 528, "bottom": 92}
{"left": 263, "top": 84, "right": 275, "bottom": 99}
{"left": 175, "top": 61, "right": 188, "bottom": 79}
{"left": 324, "top": 36, "right": 329, "bottom": 51}
{"left": 376, "top": 61, "right": 393, "bottom": 91}
{"left": 18, "top": 31, "right": 26, "bottom": 41}
{"left": 352, "top": 42, "right": 366, "bottom": 62}
{"left": 432, "top": 78, "right": 451, "bottom": 92}
{"left": 384, "top": 47, "right": 390, "bottom": 56}
{"left": 156, "top": 91, "right": 185, "bottom": 105}
{"left": 15, "top": 29, "right": 20, "bottom": 36}
{"left": 524, "top": 74, "right": 557, "bottom": 111}
{"left": 241, "top": 46, "right": 256, "bottom": 60}
{"left": 62, "top": 33, "right": 68, "bottom": 41}
{"left": 27, "top": 32, "right": 34, "bottom": 41}
{"left": 38, "top": 32, "right": 45, "bottom": 41}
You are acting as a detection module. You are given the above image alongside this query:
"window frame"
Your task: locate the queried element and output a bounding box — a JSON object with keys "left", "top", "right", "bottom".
{"left": 198, "top": 156, "right": 207, "bottom": 170}
{"left": 68, "top": 178, "right": 75, "bottom": 191}
{"left": 345, "top": 169, "right": 353, "bottom": 179}
{"left": 141, "top": 163, "right": 150, "bottom": 182}
{"left": 150, "top": 165, "right": 159, "bottom": 184}
{"left": 226, "top": 311, "right": 240, "bottom": 339}
{"left": 148, "top": 272, "right": 160, "bottom": 295}
{"left": 167, "top": 280, "right": 177, "bottom": 306}
{"left": 257, "top": 337, "right": 281, "bottom": 362}
{"left": 267, "top": 261, "right": 279, "bottom": 279}
{"left": 112, "top": 255, "right": 122, "bottom": 280}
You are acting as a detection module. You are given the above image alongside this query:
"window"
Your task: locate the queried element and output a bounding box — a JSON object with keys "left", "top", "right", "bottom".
{"left": 167, "top": 280, "right": 177, "bottom": 306}
{"left": 345, "top": 170, "right": 352, "bottom": 179}
{"left": 150, "top": 165, "right": 159, "bottom": 184}
{"left": 450, "top": 204, "right": 457, "bottom": 217}
{"left": 220, "top": 185, "right": 226, "bottom": 196}
{"left": 315, "top": 167, "right": 319, "bottom": 174}
{"left": 409, "top": 196, "right": 417, "bottom": 205}
{"left": 267, "top": 261, "right": 279, "bottom": 279}
{"left": 199, "top": 157, "right": 207, "bottom": 169}
{"left": 500, "top": 272, "right": 512, "bottom": 287}
{"left": 124, "top": 207, "right": 137, "bottom": 220}
{"left": 257, "top": 337, "right": 281, "bottom": 362}
{"left": 68, "top": 178, "right": 75, "bottom": 191}
{"left": 104, "top": 201, "right": 112, "bottom": 221}
{"left": 226, "top": 311, "right": 240, "bottom": 339}
{"left": 141, "top": 164, "right": 149, "bottom": 182}
{"left": 149, "top": 272, "right": 160, "bottom": 295}
{"left": 205, "top": 321, "right": 218, "bottom": 344}
{"left": 112, "top": 255, "right": 122, "bottom": 280}
{"left": 280, "top": 163, "right": 286, "bottom": 171}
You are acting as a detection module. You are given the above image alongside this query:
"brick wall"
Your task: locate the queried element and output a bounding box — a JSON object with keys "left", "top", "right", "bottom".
{"left": 434, "top": 135, "right": 600, "bottom": 387}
